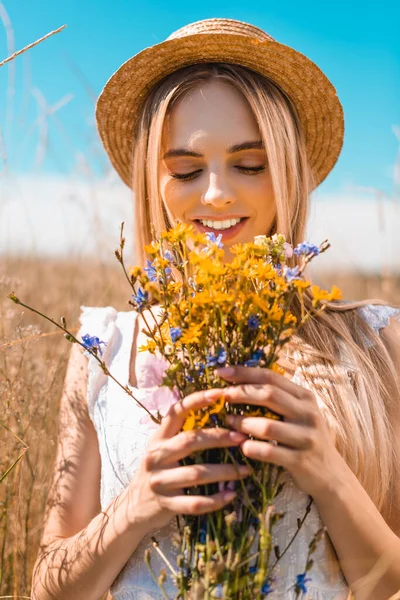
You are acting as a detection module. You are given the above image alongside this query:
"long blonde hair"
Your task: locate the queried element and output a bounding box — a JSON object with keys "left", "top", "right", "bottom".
{"left": 130, "top": 62, "right": 399, "bottom": 522}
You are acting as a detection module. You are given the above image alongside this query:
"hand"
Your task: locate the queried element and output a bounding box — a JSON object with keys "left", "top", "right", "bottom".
{"left": 127, "top": 389, "right": 253, "bottom": 532}
{"left": 214, "top": 366, "right": 347, "bottom": 500}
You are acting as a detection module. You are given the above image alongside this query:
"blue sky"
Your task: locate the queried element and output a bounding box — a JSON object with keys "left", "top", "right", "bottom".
{"left": 0, "top": 0, "right": 399, "bottom": 195}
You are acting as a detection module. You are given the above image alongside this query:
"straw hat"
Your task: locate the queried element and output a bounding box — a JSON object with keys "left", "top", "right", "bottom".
{"left": 96, "top": 18, "right": 344, "bottom": 190}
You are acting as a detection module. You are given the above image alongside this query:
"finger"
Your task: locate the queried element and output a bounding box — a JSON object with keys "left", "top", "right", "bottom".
{"left": 216, "top": 366, "right": 306, "bottom": 399}
{"left": 146, "top": 427, "right": 247, "bottom": 469}
{"left": 222, "top": 384, "right": 300, "bottom": 420}
{"left": 240, "top": 438, "right": 295, "bottom": 468}
{"left": 156, "top": 388, "right": 226, "bottom": 440}
{"left": 226, "top": 416, "right": 313, "bottom": 449}
{"left": 150, "top": 463, "right": 253, "bottom": 493}
{"left": 159, "top": 490, "right": 237, "bottom": 515}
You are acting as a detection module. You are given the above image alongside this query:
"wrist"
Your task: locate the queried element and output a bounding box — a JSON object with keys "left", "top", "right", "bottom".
{"left": 311, "top": 450, "right": 354, "bottom": 505}
{"left": 112, "top": 485, "right": 152, "bottom": 538}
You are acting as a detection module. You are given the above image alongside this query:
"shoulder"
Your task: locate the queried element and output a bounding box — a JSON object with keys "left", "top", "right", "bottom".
{"left": 78, "top": 305, "right": 119, "bottom": 335}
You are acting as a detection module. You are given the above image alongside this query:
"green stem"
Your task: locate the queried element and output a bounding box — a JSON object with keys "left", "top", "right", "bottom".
{"left": 7, "top": 295, "right": 161, "bottom": 424}
{"left": 270, "top": 496, "right": 313, "bottom": 575}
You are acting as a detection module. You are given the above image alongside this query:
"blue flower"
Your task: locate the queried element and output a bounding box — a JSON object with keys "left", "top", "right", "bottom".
{"left": 170, "top": 327, "right": 182, "bottom": 342}
{"left": 214, "top": 584, "right": 223, "bottom": 598}
{"left": 199, "top": 519, "right": 207, "bottom": 543}
{"left": 248, "top": 565, "right": 257, "bottom": 574}
{"left": 206, "top": 347, "right": 228, "bottom": 367}
{"left": 132, "top": 288, "right": 149, "bottom": 312}
{"left": 275, "top": 262, "right": 283, "bottom": 276}
{"left": 295, "top": 572, "right": 312, "bottom": 594}
{"left": 210, "top": 414, "right": 219, "bottom": 425}
{"left": 244, "top": 349, "right": 263, "bottom": 367}
{"left": 283, "top": 266, "right": 301, "bottom": 282}
{"left": 247, "top": 314, "right": 260, "bottom": 330}
{"left": 293, "top": 242, "right": 320, "bottom": 256}
{"left": 163, "top": 250, "right": 175, "bottom": 263}
{"left": 143, "top": 259, "right": 157, "bottom": 282}
{"left": 186, "top": 375, "right": 194, "bottom": 383}
{"left": 204, "top": 232, "right": 224, "bottom": 248}
{"left": 195, "top": 362, "right": 205, "bottom": 374}
{"left": 81, "top": 334, "right": 107, "bottom": 356}
{"left": 261, "top": 580, "right": 273, "bottom": 595}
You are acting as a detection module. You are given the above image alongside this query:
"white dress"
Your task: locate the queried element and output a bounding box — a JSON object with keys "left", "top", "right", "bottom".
{"left": 78, "top": 304, "right": 399, "bottom": 599}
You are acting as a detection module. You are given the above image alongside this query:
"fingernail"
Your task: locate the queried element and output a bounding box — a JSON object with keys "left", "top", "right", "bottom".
{"left": 229, "top": 430, "right": 245, "bottom": 442}
{"left": 223, "top": 490, "right": 236, "bottom": 502}
{"left": 216, "top": 367, "right": 235, "bottom": 376}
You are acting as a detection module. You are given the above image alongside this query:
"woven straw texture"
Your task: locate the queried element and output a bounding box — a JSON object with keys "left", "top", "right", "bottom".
{"left": 96, "top": 18, "right": 344, "bottom": 190}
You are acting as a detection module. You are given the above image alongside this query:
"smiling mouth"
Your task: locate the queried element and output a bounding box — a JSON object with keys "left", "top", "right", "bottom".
{"left": 193, "top": 217, "right": 248, "bottom": 229}
{"left": 192, "top": 217, "right": 249, "bottom": 239}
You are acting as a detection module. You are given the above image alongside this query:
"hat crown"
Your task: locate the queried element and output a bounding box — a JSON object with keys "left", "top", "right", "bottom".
{"left": 167, "top": 18, "right": 274, "bottom": 43}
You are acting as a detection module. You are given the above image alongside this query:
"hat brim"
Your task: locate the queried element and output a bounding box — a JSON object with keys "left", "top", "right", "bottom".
{"left": 96, "top": 33, "right": 344, "bottom": 189}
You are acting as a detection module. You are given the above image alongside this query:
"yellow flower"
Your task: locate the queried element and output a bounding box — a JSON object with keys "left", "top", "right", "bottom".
{"left": 191, "top": 291, "right": 213, "bottom": 307}
{"left": 208, "top": 395, "right": 225, "bottom": 415}
{"left": 284, "top": 313, "right": 297, "bottom": 326}
{"left": 311, "top": 284, "right": 342, "bottom": 303}
{"left": 144, "top": 281, "right": 160, "bottom": 295}
{"left": 191, "top": 289, "right": 233, "bottom": 307}
{"left": 252, "top": 294, "right": 271, "bottom": 314}
{"left": 247, "top": 260, "right": 275, "bottom": 279}
{"left": 268, "top": 304, "right": 284, "bottom": 322}
{"left": 161, "top": 222, "right": 195, "bottom": 243}
{"left": 182, "top": 411, "right": 196, "bottom": 431}
{"left": 167, "top": 281, "right": 183, "bottom": 295}
{"left": 144, "top": 241, "right": 161, "bottom": 256}
{"left": 271, "top": 362, "right": 285, "bottom": 376}
{"left": 182, "top": 395, "right": 226, "bottom": 431}
{"left": 293, "top": 279, "right": 310, "bottom": 291}
{"left": 329, "top": 285, "right": 342, "bottom": 301}
{"left": 129, "top": 266, "right": 143, "bottom": 278}
{"left": 138, "top": 339, "right": 157, "bottom": 353}
{"left": 180, "top": 321, "right": 206, "bottom": 345}
{"left": 153, "top": 257, "right": 170, "bottom": 269}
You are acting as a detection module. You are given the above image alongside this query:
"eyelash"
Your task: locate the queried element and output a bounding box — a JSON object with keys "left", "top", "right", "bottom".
{"left": 170, "top": 166, "right": 266, "bottom": 181}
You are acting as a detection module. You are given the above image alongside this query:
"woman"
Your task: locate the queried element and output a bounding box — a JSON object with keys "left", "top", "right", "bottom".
{"left": 32, "top": 18, "right": 400, "bottom": 600}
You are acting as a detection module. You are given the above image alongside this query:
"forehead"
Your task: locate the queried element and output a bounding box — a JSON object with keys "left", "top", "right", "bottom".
{"left": 162, "top": 79, "right": 260, "bottom": 149}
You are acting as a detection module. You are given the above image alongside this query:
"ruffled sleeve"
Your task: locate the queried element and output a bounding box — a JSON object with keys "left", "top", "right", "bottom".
{"left": 77, "top": 305, "right": 119, "bottom": 420}
{"left": 357, "top": 304, "right": 400, "bottom": 348}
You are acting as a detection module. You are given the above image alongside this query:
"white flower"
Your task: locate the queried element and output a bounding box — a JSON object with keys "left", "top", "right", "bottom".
{"left": 253, "top": 235, "right": 268, "bottom": 247}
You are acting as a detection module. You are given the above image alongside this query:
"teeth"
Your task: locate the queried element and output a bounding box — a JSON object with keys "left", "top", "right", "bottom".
{"left": 199, "top": 218, "right": 243, "bottom": 230}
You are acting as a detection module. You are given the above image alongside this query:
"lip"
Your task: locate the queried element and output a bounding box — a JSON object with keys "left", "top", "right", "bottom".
{"left": 193, "top": 217, "right": 249, "bottom": 241}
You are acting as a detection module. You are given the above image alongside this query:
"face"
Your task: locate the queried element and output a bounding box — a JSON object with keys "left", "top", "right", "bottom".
{"left": 159, "top": 79, "right": 276, "bottom": 261}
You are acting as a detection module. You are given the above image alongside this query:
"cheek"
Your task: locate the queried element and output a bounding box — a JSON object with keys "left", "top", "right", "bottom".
{"left": 238, "top": 173, "right": 275, "bottom": 209}
{"left": 161, "top": 177, "right": 198, "bottom": 218}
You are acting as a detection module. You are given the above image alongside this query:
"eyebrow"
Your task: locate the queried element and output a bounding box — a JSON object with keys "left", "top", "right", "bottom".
{"left": 162, "top": 140, "right": 264, "bottom": 160}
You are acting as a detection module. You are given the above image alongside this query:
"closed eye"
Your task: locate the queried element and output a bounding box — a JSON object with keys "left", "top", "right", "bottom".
{"left": 170, "top": 165, "right": 266, "bottom": 181}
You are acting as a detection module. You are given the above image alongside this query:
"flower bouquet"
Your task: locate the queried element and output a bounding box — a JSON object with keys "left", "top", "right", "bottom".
{"left": 9, "top": 221, "right": 341, "bottom": 599}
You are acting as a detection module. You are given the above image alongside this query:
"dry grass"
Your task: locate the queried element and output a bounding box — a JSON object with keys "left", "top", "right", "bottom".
{"left": 0, "top": 257, "right": 129, "bottom": 595}
{"left": 0, "top": 256, "right": 399, "bottom": 596}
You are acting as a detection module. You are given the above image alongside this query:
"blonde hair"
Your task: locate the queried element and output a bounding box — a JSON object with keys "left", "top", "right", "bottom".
{"left": 130, "top": 63, "right": 399, "bottom": 523}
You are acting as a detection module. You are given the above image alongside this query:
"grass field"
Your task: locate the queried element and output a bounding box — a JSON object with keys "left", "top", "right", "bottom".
{"left": 0, "top": 256, "right": 400, "bottom": 596}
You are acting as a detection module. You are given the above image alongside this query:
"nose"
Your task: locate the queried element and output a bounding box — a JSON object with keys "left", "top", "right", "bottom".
{"left": 202, "top": 172, "right": 235, "bottom": 208}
